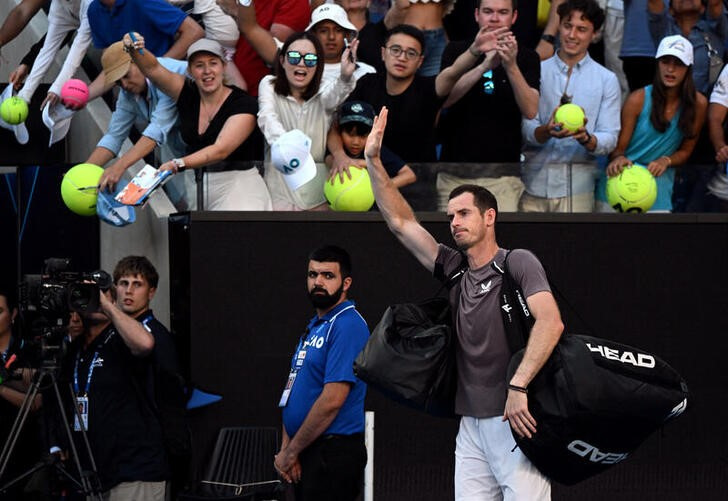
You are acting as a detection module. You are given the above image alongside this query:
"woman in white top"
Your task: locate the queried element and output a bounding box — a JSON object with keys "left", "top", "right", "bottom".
{"left": 258, "top": 31, "right": 357, "bottom": 210}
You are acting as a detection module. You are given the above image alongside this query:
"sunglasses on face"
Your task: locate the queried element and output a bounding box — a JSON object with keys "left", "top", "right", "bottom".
{"left": 286, "top": 51, "right": 318, "bottom": 67}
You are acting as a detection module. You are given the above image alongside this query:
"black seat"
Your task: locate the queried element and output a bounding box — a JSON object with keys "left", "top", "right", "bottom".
{"left": 178, "top": 427, "right": 282, "bottom": 500}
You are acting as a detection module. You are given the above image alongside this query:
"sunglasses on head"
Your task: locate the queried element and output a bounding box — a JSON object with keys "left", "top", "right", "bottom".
{"left": 286, "top": 51, "right": 318, "bottom": 67}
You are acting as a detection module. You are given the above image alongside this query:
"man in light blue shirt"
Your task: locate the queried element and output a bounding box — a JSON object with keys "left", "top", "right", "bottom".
{"left": 521, "top": 0, "right": 620, "bottom": 212}
{"left": 88, "top": 41, "right": 187, "bottom": 194}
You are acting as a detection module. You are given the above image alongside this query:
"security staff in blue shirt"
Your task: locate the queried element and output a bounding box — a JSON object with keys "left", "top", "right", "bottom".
{"left": 275, "top": 245, "right": 369, "bottom": 501}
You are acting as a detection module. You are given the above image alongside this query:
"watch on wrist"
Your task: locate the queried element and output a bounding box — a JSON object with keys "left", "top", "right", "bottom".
{"left": 172, "top": 158, "right": 186, "bottom": 172}
{"left": 541, "top": 34, "right": 556, "bottom": 45}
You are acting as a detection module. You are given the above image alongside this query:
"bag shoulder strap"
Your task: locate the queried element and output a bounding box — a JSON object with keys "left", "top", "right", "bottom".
{"left": 492, "top": 249, "right": 534, "bottom": 353}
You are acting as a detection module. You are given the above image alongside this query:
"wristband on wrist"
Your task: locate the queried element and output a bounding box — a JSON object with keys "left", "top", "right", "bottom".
{"left": 468, "top": 45, "right": 481, "bottom": 57}
{"left": 508, "top": 384, "right": 528, "bottom": 394}
{"left": 172, "top": 157, "right": 186, "bottom": 172}
{"left": 541, "top": 34, "right": 556, "bottom": 45}
{"left": 578, "top": 131, "right": 592, "bottom": 146}
{"left": 661, "top": 155, "right": 672, "bottom": 166}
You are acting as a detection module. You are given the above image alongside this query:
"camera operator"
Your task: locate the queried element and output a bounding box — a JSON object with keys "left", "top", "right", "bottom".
{"left": 0, "top": 286, "right": 43, "bottom": 499}
{"left": 52, "top": 266, "right": 169, "bottom": 500}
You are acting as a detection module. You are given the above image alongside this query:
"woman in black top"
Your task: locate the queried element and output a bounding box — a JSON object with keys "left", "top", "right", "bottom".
{"left": 123, "top": 33, "right": 272, "bottom": 210}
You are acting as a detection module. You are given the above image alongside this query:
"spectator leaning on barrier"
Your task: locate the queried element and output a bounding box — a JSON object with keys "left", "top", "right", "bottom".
{"left": 124, "top": 34, "right": 272, "bottom": 211}
{"left": 521, "top": 0, "right": 620, "bottom": 213}
{"left": 597, "top": 34, "right": 707, "bottom": 212}
{"left": 257, "top": 32, "right": 357, "bottom": 211}
{"left": 14, "top": 0, "right": 93, "bottom": 112}
{"left": 89, "top": 42, "right": 188, "bottom": 197}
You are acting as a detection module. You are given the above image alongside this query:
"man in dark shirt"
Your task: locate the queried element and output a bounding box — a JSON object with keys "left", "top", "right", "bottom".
{"left": 439, "top": 0, "right": 540, "bottom": 163}
{"left": 59, "top": 256, "right": 173, "bottom": 499}
{"left": 328, "top": 23, "right": 508, "bottom": 173}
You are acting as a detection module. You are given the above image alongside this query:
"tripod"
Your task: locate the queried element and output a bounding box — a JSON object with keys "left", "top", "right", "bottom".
{"left": 0, "top": 360, "right": 103, "bottom": 500}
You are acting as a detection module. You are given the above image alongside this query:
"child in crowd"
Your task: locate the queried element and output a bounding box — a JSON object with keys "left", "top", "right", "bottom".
{"left": 326, "top": 100, "right": 416, "bottom": 190}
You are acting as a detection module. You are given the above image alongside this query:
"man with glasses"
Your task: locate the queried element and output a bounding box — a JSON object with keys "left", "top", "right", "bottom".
{"left": 86, "top": 42, "right": 191, "bottom": 205}
{"left": 437, "top": 0, "right": 540, "bottom": 211}
{"left": 328, "top": 23, "right": 503, "bottom": 174}
{"left": 521, "top": 0, "right": 620, "bottom": 212}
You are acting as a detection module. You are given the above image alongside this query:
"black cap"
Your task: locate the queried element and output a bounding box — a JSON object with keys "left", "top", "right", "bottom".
{"left": 339, "top": 101, "right": 375, "bottom": 128}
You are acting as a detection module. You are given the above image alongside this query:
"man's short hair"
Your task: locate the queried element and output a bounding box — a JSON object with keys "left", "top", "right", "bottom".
{"left": 557, "top": 0, "right": 605, "bottom": 32}
{"left": 113, "top": 256, "right": 159, "bottom": 288}
{"left": 308, "top": 245, "right": 352, "bottom": 278}
{"left": 384, "top": 24, "right": 426, "bottom": 54}
{"left": 448, "top": 184, "right": 499, "bottom": 216}
{"left": 480, "top": 0, "right": 518, "bottom": 9}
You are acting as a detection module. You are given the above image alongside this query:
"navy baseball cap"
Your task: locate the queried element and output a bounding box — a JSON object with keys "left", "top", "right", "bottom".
{"left": 339, "top": 101, "right": 375, "bottom": 128}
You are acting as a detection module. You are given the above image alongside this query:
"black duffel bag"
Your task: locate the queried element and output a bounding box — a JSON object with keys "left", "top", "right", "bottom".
{"left": 507, "top": 334, "right": 688, "bottom": 485}
{"left": 498, "top": 250, "right": 689, "bottom": 485}
{"left": 353, "top": 297, "right": 458, "bottom": 417}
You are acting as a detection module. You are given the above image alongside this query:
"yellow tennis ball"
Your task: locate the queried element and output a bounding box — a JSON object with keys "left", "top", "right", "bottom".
{"left": 324, "top": 167, "right": 375, "bottom": 211}
{"left": 60, "top": 163, "right": 104, "bottom": 216}
{"left": 606, "top": 163, "right": 657, "bottom": 213}
{"left": 0, "top": 96, "right": 29, "bottom": 125}
{"left": 554, "top": 103, "right": 585, "bottom": 133}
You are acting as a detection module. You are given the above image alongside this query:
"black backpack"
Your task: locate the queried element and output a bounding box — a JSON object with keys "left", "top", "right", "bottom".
{"left": 496, "top": 250, "right": 689, "bottom": 485}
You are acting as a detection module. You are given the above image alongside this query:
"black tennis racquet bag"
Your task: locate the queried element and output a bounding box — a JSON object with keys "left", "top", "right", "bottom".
{"left": 498, "top": 251, "right": 689, "bottom": 485}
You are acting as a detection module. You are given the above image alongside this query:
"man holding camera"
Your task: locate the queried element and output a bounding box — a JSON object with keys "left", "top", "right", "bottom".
{"left": 58, "top": 257, "right": 171, "bottom": 500}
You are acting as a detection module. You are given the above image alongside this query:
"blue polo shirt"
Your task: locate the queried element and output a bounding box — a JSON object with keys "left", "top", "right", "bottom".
{"left": 282, "top": 300, "right": 369, "bottom": 438}
{"left": 88, "top": 0, "right": 186, "bottom": 54}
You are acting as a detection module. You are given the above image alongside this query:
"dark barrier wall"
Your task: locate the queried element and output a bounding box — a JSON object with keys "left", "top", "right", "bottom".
{"left": 169, "top": 212, "right": 728, "bottom": 501}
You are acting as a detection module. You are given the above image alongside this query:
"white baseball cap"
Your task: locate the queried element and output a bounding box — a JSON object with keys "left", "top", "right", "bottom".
{"left": 655, "top": 35, "right": 693, "bottom": 66}
{"left": 271, "top": 129, "right": 317, "bottom": 190}
{"left": 42, "top": 101, "right": 76, "bottom": 147}
{"left": 306, "top": 4, "right": 357, "bottom": 34}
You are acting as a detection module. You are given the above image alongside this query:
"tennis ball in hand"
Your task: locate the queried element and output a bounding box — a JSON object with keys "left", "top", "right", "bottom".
{"left": 606, "top": 163, "right": 657, "bottom": 213}
{"left": 61, "top": 79, "right": 90, "bottom": 108}
{"left": 324, "top": 167, "right": 375, "bottom": 211}
{"left": 554, "top": 103, "right": 585, "bottom": 133}
{"left": 1, "top": 97, "right": 29, "bottom": 125}
{"left": 61, "top": 163, "right": 104, "bottom": 216}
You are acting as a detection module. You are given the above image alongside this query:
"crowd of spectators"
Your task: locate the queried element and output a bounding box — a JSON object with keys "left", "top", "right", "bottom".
{"left": 2, "top": 0, "right": 728, "bottom": 213}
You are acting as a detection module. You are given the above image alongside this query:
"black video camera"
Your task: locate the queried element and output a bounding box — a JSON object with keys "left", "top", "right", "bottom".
{"left": 19, "top": 258, "right": 112, "bottom": 343}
